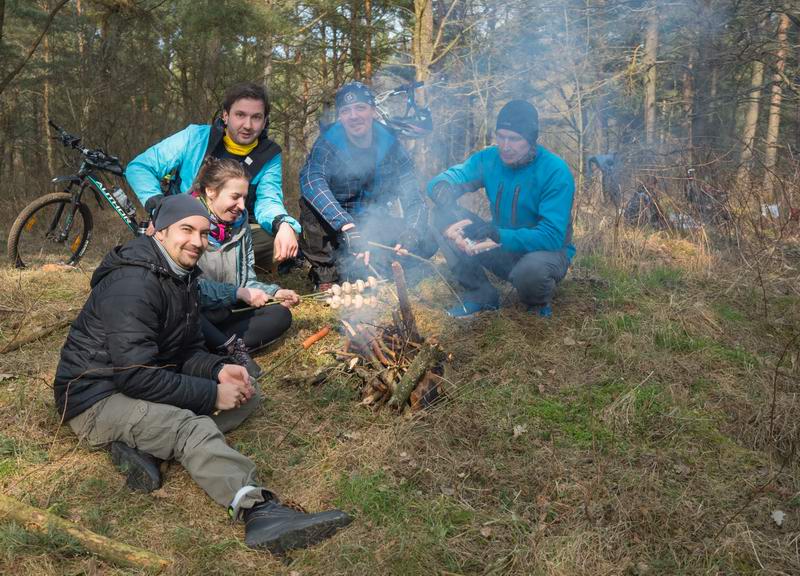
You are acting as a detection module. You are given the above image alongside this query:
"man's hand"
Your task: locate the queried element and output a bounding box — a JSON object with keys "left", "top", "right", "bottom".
{"left": 274, "top": 288, "right": 300, "bottom": 308}
{"left": 273, "top": 222, "right": 299, "bottom": 262}
{"left": 341, "top": 224, "right": 370, "bottom": 266}
{"left": 463, "top": 220, "right": 500, "bottom": 242}
{"left": 237, "top": 287, "right": 270, "bottom": 307}
{"left": 444, "top": 219, "right": 472, "bottom": 244}
{"left": 216, "top": 364, "right": 255, "bottom": 410}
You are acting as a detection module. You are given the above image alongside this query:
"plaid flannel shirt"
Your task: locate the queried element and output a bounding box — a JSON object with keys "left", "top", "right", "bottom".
{"left": 299, "top": 121, "right": 427, "bottom": 233}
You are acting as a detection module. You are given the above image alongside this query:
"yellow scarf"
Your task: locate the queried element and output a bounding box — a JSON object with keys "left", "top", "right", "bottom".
{"left": 223, "top": 133, "right": 258, "bottom": 156}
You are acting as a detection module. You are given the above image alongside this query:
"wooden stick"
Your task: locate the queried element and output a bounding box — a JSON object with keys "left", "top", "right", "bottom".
{"left": 0, "top": 316, "right": 75, "bottom": 354}
{"left": 391, "top": 262, "right": 421, "bottom": 342}
{"left": 368, "top": 241, "right": 466, "bottom": 313}
{"left": 387, "top": 343, "right": 444, "bottom": 410}
{"left": 0, "top": 493, "right": 170, "bottom": 572}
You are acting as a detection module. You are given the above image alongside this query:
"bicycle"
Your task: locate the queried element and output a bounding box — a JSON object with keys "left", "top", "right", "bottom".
{"left": 7, "top": 121, "right": 146, "bottom": 268}
{"left": 373, "top": 80, "right": 433, "bottom": 139}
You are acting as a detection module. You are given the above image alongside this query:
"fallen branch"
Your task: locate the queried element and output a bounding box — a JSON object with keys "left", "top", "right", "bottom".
{"left": 0, "top": 316, "right": 75, "bottom": 354}
{"left": 0, "top": 493, "right": 170, "bottom": 572}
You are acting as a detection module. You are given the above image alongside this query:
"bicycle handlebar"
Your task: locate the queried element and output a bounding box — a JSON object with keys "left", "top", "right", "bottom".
{"left": 48, "top": 119, "right": 121, "bottom": 170}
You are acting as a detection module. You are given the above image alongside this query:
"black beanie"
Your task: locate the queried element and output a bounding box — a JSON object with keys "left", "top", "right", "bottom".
{"left": 496, "top": 100, "right": 539, "bottom": 145}
{"left": 335, "top": 81, "right": 376, "bottom": 111}
{"left": 153, "top": 194, "right": 210, "bottom": 231}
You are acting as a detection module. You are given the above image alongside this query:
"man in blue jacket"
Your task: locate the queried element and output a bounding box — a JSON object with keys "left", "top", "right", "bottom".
{"left": 299, "top": 82, "right": 435, "bottom": 289}
{"left": 126, "top": 82, "right": 300, "bottom": 266}
{"left": 428, "top": 100, "right": 575, "bottom": 317}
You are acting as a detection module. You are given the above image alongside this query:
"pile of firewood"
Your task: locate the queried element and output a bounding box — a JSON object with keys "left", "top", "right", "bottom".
{"left": 333, "top": 262, "right": 447, "bottom": 412}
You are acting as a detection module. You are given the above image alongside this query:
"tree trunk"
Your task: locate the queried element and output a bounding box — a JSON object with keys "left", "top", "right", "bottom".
{"left": 0, "top": 0, "right": 6, "bottom": 45}
{"left": 762, "top": 12, "right": 790, "bottom": 202}
{"left": 364, "top": 0, "right": 373, "bottom": 83}
{"left": 41, "top": 1, "right": 55, "bottom": 176}
{"left": 350, "top": 1, "right": 362, "bottom": 81}
{"left": 643, "top": 5, "right": 659, "bottom": 146}
{"left": 682, "top": 51, "right": 695, "bottom": 165}
{"left": 413, "top": 0, "right": 433, "bottom": 82}
{"left": 0, "top": 0, "right": 70, "bottom": 97}
{"left": 736, "top": 60, "right": 764, "bottom": 185}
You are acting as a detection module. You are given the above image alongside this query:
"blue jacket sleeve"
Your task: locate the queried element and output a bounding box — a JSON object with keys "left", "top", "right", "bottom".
{"left": 497, "top": 165, "right": 575, "bottom": 253}
{"left": 426, "top": 150, "right": 487, "bottom": 199}
{"left": 125, "top": 126, "right": 194, "bottom": 206}
{"left": 252, "top": 153, "right": 301, "bottom": 235}
{"left": 198, "top": 278, "right": 238, "bottom": 309}
{"left": 299, "top": 140, "right": 354, "bottom": 231}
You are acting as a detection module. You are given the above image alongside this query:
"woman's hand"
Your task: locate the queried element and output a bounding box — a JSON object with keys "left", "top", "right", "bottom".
{"left": 274, "top": 289, "right": 300, "bottom": 308}
{"left": 237, "top": 287, "right": 270, "bottom": 307}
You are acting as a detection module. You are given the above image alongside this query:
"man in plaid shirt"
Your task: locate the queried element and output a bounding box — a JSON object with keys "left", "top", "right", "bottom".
{"left": 299, "top": 82, "right": 436, "bottom": 288}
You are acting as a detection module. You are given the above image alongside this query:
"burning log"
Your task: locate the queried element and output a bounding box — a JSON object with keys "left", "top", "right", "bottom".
{"left": 330, "top": 262, "right": 448, "bottom": 413}
{"left": 391, "top": 261, "right": 421, "bottom": 342}
{"left": 387, "top": 343, "right": 444, "bottom": 410}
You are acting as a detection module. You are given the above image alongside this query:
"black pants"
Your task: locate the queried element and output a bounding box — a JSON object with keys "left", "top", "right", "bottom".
{"left": 298, "top": 198, "right": 437, "bottom": 284}
{"left": 201, "top": 305, "right": 292, "bottom": 352}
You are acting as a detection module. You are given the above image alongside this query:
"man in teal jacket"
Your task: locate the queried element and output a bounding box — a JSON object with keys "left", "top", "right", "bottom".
{"left": 427, "top": 100, "right": 575, "bottom": 317}
{"left": 125, "top": 82, "right": 300, "bottom": 266}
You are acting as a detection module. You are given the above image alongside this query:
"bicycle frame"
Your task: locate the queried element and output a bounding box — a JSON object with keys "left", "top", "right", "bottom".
{"left": 55, "top": 161, "right": 138, "bottom": 235}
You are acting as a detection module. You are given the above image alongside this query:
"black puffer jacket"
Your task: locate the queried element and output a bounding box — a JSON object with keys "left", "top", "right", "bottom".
{"left": 54, "top": 236, "right": 223, "bottom": 421}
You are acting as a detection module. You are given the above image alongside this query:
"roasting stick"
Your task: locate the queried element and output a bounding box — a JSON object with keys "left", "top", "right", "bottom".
{"left": 233, "top": 279, "right": 389, "bottom": 313}
{"left": 254, "top": 325, "right": 332, "bottom": 383}
{"left": 366, "top": 241, "right": 466, "bottom": 313}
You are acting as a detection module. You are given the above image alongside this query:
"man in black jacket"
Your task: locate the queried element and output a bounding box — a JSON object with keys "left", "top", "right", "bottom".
{"left": 54, "top": 194, "right": 351, "bottom": 554}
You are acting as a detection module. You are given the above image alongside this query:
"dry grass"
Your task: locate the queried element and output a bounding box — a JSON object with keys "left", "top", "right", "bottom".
{"left": 1, "top": 220, "right": 799, "bottom": 575}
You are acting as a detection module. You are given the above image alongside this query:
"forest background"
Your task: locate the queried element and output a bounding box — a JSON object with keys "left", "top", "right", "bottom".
{"left": 1, "top": 1, "right": 800, "bottom": 575}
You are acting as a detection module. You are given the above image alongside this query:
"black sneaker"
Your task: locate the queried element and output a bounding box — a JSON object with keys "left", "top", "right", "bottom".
{"left": 110, "top": 441, "right": 162, "bottom": 493}
{"left": 243, "top": 499, "right": 352, "bottom": 554}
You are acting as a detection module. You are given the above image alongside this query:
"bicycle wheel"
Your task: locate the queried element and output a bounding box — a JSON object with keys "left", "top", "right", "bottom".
{"left": 7, "top": 192, "right": 93, "bottom": 269}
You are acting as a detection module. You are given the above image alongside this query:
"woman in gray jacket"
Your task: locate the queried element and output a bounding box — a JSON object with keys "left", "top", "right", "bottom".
{"left": 190, "top": 158, "right": 300, "bottom": 360}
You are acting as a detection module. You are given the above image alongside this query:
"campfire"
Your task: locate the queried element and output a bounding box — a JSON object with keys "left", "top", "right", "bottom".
{"left": 328, "top": 262, "right": 448, "bottom": 413}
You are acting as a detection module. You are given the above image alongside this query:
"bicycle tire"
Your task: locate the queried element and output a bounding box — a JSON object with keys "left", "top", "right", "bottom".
{"left": 7, "top": 192, "right": 93, "bottom": 269}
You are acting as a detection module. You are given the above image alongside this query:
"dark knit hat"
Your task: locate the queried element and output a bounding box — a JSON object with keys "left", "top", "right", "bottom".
{"left": 496, "top": 100, "right": 539, "bottom": 145}
{"left": 153, "top": 194, "right": 210, "bottom": 231}
{"left": 336, "top": 81, "right": 376, "bottom": 111}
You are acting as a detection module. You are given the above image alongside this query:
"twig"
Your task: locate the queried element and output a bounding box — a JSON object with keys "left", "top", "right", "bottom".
{"left": 368, "top": 241, "right": 466, "bottom": 313}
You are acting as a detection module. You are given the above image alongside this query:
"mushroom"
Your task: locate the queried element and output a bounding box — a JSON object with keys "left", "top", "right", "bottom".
{"left": 367, "top": 276, "right": 378, "bottom": 289}
{"left": 330, "top": 294, "right": 342, "bottom": 308}
{"left": 342, "top": 294, "right": 352, "bottom": 308}
{"left": 355, "top": 279, "right": 366, "bottom": 293}
{"left": 331, "top": 284, "right": 342, "bottom": 296}
{"left": 341, "top": 281, "right": 352, "bottom": 295}
{"left": 353, "top": 294, "right": 364, "bottom": 309}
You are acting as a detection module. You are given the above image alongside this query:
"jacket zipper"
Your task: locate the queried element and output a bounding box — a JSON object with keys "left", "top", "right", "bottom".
{"left": 494, "top": 183, "right": 504, "bottom": 222}
{"left": 511, "top": 185, "right": 521, "bottom": 227}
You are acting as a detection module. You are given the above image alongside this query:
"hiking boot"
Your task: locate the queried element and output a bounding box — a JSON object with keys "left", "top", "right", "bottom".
{"left": 219, "top": 335, "right": 262, "bottom": 378}
{"left": 243, "top": 499, "right": 352, "bottom": 554}
{"left": 527, "top": 304, "right": 553, "bottom": 318}
{"left": 110, "top": 441, "right": 162, "bottom": 493}
{"left": 446, "top": 299, "right": 499, "bottom": 318}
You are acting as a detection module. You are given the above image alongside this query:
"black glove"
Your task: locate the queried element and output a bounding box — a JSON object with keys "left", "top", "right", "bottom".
{"left": 397, "top": 230, "right": 419, "bottom": 253}
{"left": 430, "top": 181, "right": 459, "bottom": 207}
{"left": 341, "top": 227, "right": 367, "bottom": 254}
{"left": 463, "top": 220, "right": 500, "bottom": 242}
{"left": 144, "top": 194, "right": 165, "bottom": 219}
